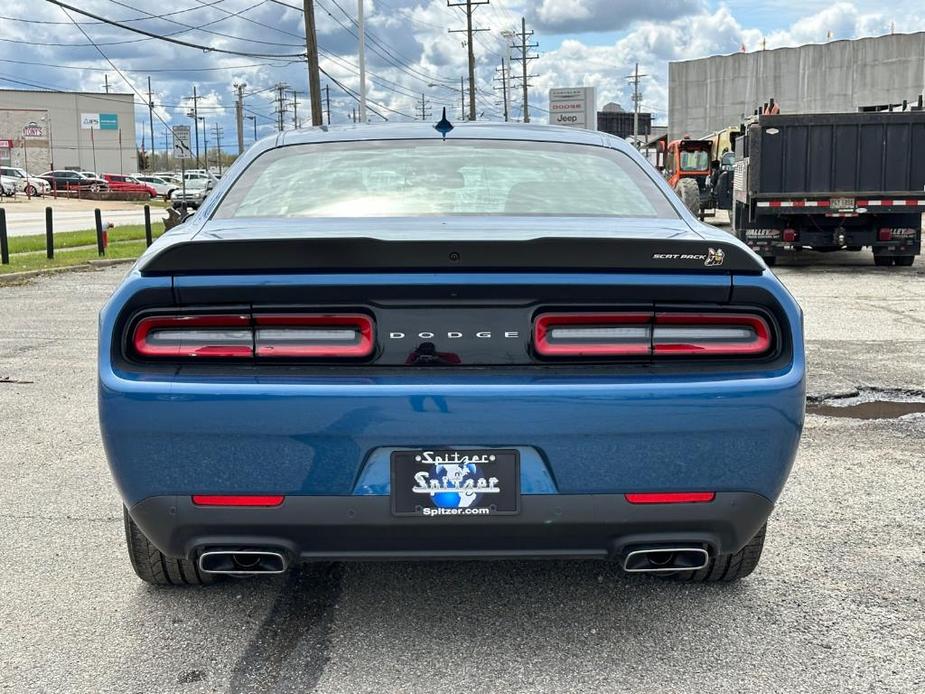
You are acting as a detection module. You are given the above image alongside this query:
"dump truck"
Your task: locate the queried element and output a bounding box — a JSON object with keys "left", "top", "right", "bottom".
{"left": 733, "top": 111, "right": 924, "bottom": 266}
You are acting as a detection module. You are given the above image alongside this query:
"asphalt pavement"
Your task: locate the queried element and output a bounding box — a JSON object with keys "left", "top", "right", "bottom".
{"left": 0, "top": 198, "right": 157, "bottom": 237}
{"left": 0, "top": 254, "right": 922, "bottom": 693}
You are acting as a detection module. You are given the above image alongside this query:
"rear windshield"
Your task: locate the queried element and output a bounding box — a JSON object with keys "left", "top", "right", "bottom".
{"left": 213, "top": 139, "right": 679, "bottom": 219}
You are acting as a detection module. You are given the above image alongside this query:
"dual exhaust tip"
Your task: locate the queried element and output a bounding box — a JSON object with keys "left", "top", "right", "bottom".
{"left": 622, "top": 547, "right": 710, "bottom": 574}
{"left": 199, "top": 549, "right": 288, "bottom": 575}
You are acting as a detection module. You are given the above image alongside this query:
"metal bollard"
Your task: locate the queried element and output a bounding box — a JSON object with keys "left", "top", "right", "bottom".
{"left": 95, "top": 208, "right": 104, "bottom": 257}
{"left": 143, "top": 205, "right": 152, "bottom": 247}
{"left": 0, "top": 208, "right": 8, "bottom": 265}
{"left": 45, "top": 207, "right": 54, "bottom": 259}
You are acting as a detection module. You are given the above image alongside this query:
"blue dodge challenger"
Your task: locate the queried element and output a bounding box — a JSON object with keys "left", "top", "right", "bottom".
{"left": 98, "top": 120, "right": 805, "bottom": 585}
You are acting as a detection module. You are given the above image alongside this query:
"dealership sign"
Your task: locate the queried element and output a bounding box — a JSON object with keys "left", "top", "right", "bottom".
{"left": 548, "top": 87, "right": 597, "bottom": 130}
{"left": 81, "top": 113, "right": 119, "bottom": 130}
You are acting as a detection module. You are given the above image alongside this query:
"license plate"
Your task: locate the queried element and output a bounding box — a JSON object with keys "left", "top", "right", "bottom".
{"left": 831, "top": 197, "right": 855, "bottom": 211}
{"left": 390, "top": 449, "right": 520, "bottom": 517}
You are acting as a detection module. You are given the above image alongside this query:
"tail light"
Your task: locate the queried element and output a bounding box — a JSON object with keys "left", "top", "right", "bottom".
{"left": 533, "top": 311, "right": 771, "bottom": 359}
{"left": 131, "top": 312, "right": 375, "bottom": 360}
{"left": 878, "top": 228, "right": 892, "bottom": 241}
{"left": 255, "top": 314, "right": 374, "bottom": 358}
{"left": 133, "top": 314, "right": 253, "bottom": 358}
{"left": 652, "top": 313, "right": 771, "bottom": 356}
{"left": 782, "top": 229, "right": 797, "bottom": 242}
{"left": 534, "top": 313, "right": 651, "bottom": 357}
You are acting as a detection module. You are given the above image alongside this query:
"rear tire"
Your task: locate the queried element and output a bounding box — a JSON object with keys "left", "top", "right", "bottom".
{"left": 123, "top": 506, "right": 218, "bottom": 586}
{"left": 894, "top": 255, "right": 915, "bottom": 267}
{"left": 874, "top": 255, "right": 894, "bottom": 267}
{"left": 662, "top": 523, "right": 766, "bottom": 583}
{"left": 761, "top": 255, "right": 777, "bottom": 267}
{"left": 674, "top": 178, "right": 701, "bottom": 217}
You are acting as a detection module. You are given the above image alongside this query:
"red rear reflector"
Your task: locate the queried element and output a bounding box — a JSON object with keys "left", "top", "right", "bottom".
{"left": 782, "top": 229, "right": 797, "bottom": 242}
{"left": 254, "top": 314, "right": 374, "bottom": 358}
{"left": 192, "top": 495, "right": 285, "bottom": 507}
{"left": 652, "top": 313, "right": 771, "bottom": 356}
{"left": 878, "top": 228, "right": 892, "bottom": 241}
{"left": 534, "top": 313, "right": 652, "bottom": 357}
{"left": 625, "top": 492, "right": 716, "bottom": 504}
{"left": 133, "top": 314, "right": 253, "bottom": 358}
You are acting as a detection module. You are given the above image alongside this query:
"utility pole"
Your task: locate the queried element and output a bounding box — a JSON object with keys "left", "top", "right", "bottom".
{"left": 357, "top": 0, "right": 367, "bottom": 123}
{"left": 495, "top": 60, "right": 509, "bottom": 122}
{"left": 189, "top": 86, "right": 201, "bottom": 168}
{"left": 201, "top": 118, "right": 208, "bottom": 170}
{"left": 146, "top": 76, "right": 155, "bottom": 172}
{"left": 291, "top": 90, "right": 301, "bottom": 129}
{"left": 460, "top": 75, "right": 466, "bottom": 120}
{"left": 510, "top": 17, "right": 538, "bottom": 123}
{"left": 163, "top": 129, "right": 169, "bottom": 171}
{"left": 246, "top": 115, "right": 257, "bottom": 142}
{"left": 302, "top": 0, "right": 323, "bottom": 126}
{"left": 234, "top": 82, "right": 246, "bottom": 155}
{"left": 212, "top": 123, "right": 224, "bottom": 175}
{"left": 274, "top": 83, "right": 289, "bottom": 131}
{"left": 626, "top": 63, "right": 647, "bottom": 148}
{"left": 324, "top": 84, "right": 331, "bottom": 125}
{"left": 417, "top": 93, "right": 432, "bottom": 121}
{"left": 104, "top": 74, "right": 109, "bottom": 94}
{"left": 448, "top": 0, "right": 490, "bottom": 121}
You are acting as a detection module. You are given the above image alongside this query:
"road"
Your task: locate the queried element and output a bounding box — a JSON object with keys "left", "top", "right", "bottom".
{"left": 0, "top": 257, "right": 923, "bottom": 693}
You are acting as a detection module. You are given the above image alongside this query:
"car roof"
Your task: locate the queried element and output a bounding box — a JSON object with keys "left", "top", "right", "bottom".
{"left": 278, "top": 121, "right": 615, "bottom": 149}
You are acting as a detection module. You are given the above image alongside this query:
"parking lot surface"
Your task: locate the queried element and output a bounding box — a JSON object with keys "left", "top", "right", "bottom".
{"left": 1, "top": 254, "right": 923, "bottom": 693}
{"left": 0, "top": 198, "right": 157, "bottom": 236}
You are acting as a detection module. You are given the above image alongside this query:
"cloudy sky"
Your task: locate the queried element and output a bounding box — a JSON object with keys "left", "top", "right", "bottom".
{"left": 2, "top": 0, "right": 924, "bottom": 152}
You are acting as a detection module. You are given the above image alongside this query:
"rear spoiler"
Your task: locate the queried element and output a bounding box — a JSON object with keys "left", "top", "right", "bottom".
{"left": 138, "top": 237, "right": 764, "bottom": 275}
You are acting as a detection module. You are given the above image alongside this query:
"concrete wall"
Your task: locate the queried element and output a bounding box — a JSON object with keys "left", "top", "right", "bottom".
{"left": 669, "top": 32, "right": 925, "bottom": 140}
{"left": 0, "top": 90, "right": 137, "bottom": 174}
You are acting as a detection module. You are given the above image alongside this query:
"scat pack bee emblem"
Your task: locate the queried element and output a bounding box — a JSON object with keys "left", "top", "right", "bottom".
{"left": 704, "top": 247, "right": 725, "bottom": 267}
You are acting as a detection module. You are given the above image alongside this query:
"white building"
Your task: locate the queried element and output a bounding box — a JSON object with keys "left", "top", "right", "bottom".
{"left": 0, "top": 89, "right": 137, "bottom": 175}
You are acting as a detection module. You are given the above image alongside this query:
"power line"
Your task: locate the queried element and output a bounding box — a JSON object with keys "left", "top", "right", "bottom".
{"left": 43, "top": 0, "right": 307, "bottom": 58}
{"left": 0, "top": 56, "right": 299, "bottom": 73}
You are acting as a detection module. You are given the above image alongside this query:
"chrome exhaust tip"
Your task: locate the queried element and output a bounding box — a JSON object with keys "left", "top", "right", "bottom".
{"left": 622, "top": 547, "right": 710, "bottom": 573}
{"left": 198, "top": 550, "right": 288, "bottom": 575}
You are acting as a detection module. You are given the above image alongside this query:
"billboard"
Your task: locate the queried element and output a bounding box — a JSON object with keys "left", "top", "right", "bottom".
{"left": 81, "top": 113, "right": 119, "bottom": 130}
{"left": 548, "top": 87, "right": 597, "bottom": 130}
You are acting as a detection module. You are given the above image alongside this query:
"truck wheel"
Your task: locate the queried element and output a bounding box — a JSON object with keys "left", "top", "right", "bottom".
{"left": 894, "top": 255, "right": 915, "bottom": 267}
{"left": 761, "top": 255, "right": 777, "bottom": 267}
{"left": 662, "top": 523, "right": 766, "bottom": 583}
{"left": 874, "top": 255, "right": 894, "bottom": 267}
{"left": 123, "top": 506, "right": 219, "bottom": 586}
{"left": 674, "top": 178, "right": 701, "bottom": 217}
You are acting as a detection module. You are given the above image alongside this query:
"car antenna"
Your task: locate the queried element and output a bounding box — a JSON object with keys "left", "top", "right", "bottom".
{"left": 434, "top": 108, "right": 454, "bottom": 140}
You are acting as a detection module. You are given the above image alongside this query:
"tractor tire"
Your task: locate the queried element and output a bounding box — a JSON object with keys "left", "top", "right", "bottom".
{"left": 874, "top": 255, "right": 894, "bottom": 267}
{"left": 894, "top": 255, "right": 915, "bottom": 267}
{"left": 674, "top": 178, "right": 701, "bottom": 217}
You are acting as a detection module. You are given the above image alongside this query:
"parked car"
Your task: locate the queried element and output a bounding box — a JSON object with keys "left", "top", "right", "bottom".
{"left": 102, "top": 174, "right": 157, "bottom": 198}
{"left": 0, "top": 175, "right": 15, "bottom": 197}
{"left": 0, "top": 166, "right": 51, "bottom": 196}
{"left": 101, "top": 122, "right": 805, "bottom": 587}
{"left": 131, "top": 174, "right": 180, "bottom": 200}
{"left": 39, "top": 170, "right": 109, "bottom": 192}
{"left": 169, "top": 177, "right": 212, "bottom": 209}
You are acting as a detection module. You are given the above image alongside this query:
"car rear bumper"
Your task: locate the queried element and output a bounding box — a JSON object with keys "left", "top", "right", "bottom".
{"left": 129, "top": 491, "right": 774, "bottom": 561}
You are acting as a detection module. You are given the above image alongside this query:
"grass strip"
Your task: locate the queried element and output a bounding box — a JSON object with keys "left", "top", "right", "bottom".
{"left": 6, "top": 223, "right": 165, "bottom": 254}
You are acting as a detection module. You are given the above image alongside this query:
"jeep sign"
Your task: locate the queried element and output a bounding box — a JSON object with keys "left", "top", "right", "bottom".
{"left": 548, "top": 87, "right": 597, "bottom": 131}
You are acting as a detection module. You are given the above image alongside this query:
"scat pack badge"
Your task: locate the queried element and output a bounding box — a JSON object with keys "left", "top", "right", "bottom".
{"left": 651, "top": 248, "right": 725, "bottom": 267}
